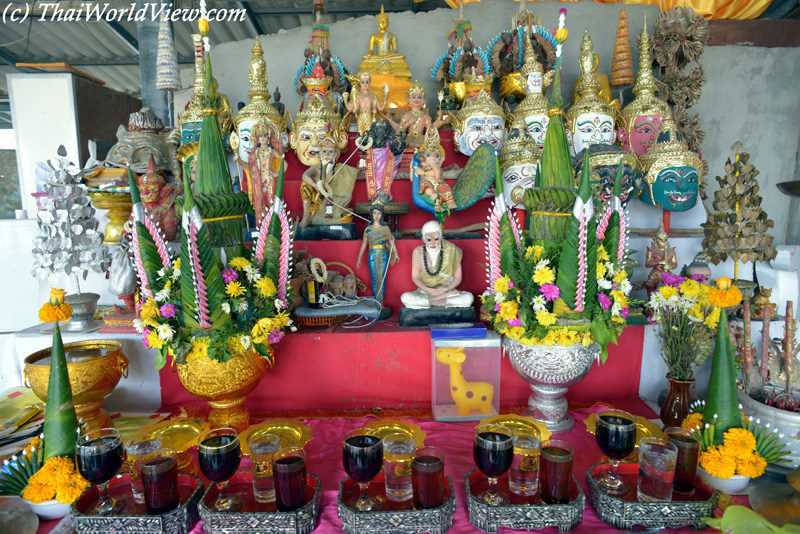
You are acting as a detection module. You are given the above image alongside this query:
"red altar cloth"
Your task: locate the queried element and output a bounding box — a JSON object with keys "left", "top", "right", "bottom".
{"left": 159, "top": 323, "right": 645, "bottom": 413}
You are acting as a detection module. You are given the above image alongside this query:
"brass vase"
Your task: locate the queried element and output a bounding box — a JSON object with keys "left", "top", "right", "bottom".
{"left": 660, "top": 376, "right": 693, "bottom": 428}
{"left": 88, "top": 191, "right": 133, "bottom": 245}
{"left": 173, "top": 345, "right": 268, "bottom": 432}
{"left": 24, "top": 340, "right": 129, "bottom": 431}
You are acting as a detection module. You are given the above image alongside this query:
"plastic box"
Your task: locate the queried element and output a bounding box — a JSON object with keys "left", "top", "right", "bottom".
{"left": 431, "top": 331, "right": 501, "bottom": 422}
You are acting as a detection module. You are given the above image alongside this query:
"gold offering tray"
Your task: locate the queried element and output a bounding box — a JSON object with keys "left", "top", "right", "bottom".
{"left": 478, "top": 414, "right": 552, "bottom": 442}
{"left": 364, "top": 418, "right": 427, "bottom": 446}
{"left": 239, "top": 419, "right": 313, "bottom": 456}
{"left": 136, "top": 417, "right": 211, "bottom": 454}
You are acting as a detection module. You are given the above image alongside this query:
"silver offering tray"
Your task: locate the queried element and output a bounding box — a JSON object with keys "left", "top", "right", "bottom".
{"left": 198, "top": 472, "right": 321, "bottom": 534}
{"left": 586, "top": 462, "right": 719, "bottom": 530}
{"left": 337, "top": 472, "right": 456, "bottom": 534}
{"left": 465, "top": 469, "right": 584, "bottom": 533}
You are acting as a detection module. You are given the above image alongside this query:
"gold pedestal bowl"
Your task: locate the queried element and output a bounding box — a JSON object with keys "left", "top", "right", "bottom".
{"left": 173, "top": 346, "right": 268, "bottom": 433}
{"left": 24, "top": 340, "right": 129, "bottom": 431}
{"left": 88, "top": 191, "right": 133, "bottom": 245}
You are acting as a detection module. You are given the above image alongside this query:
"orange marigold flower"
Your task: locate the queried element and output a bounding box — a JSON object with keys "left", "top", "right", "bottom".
{"left": 38, "top": 302, "right": 73, "bottom": 323}
{"left": 735, "top": 452, "right": 767, "bottom": 478}
{"left": 681, "top": 412, "right": 704, "bottom": 432}
{"left": 700, "top": 445, "right": 737, "bottom": 479}
{"left": 723, "top": 428, "right": 757, "bottom": 458}
{"left": 708, "top": 284, "right": 743, "bottom": 308}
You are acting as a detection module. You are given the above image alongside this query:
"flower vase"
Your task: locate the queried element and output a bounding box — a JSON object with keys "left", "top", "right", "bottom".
{"left": 504, "top": 337, "right": 599, "bottom": 433}
{"left": 660, "top": 376, "right": 694, "bottom": 428}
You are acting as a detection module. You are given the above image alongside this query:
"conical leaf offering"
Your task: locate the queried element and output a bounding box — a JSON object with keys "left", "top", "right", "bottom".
{"left": 43, "top": 323, "right": 79, "bottom": 460}
{"left": 704, "top": 309, "right": 739, "bottom": 444}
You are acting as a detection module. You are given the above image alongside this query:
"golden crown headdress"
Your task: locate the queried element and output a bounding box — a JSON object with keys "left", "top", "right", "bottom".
{"left": 499, "top": 118, "right": 540, "bottom": 170}
{"left": 514, "top": 32, "right": 553, "bottom": 122}
{"left": 289, "top": 94, "right": 342, "bottom": 132}
{"left": 463, "top": 71, "right": 494, "bottom": 95}
{"left": 453, "top": 90, "right": 505, "bottom": 133}
{"left": 566, "top": 29, "right": 615, "bottom": 128}
{"left": 620, "top": 17, "right": 672, "bottom": 137}
{"left": 639, "top": 116, "right": 702, "bottom": 186}
{"left": 234, "top": 38, "right": 286, "bottom": 134}
{"left": 301, "top": 61, "right": 333, "bottom": 91}
{"left": 408, "top": 80, "right": 425, "bottom": 98}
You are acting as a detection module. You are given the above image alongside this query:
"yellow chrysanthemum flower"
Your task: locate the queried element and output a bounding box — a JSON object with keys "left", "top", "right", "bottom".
{"left": 681, "top": 412, "right": 704, "bottom": 432}
{"left": 146, "top": 330, "right": 165, "bottom": 349}
{"left": 597, "top": 245, "right": 610, "bottom": 262}
{"left": 536, "top": 309, "right": 557, "bottom": 327}
{"left": 723, "top": 428, "right": 757, "bottom": 458}
{"left": 499, "top": 301, "right": 518, "bottom": 322}
{"left": 225, "top": 281, "right": 246, "bottom": 297}
{"left": 532, "top": 266, "right": 555, "bottom": 286}
{"left": 172, "top": 257, "right": 181, "bottom": 270}
{"left": 494, "top": 276, "right": 512, "bottom": 294}
{"left": 596, "top": 262, "right": 607, "bottom": 280}
{"left": 611, "top": 290, "right": 628, "bottom": 307}
{"left": 256, "top": 278, "right": 277, "bottom": 298}
{"left": 680, "top": 279, "right": 701, "bottom": 299}
{"left": 140, "top": 298, "right": 160, "bottom": 321}
{"left": 613, "top": 270, "right": 627, "bottom": 285}
{"left": 186, "top": 338, "right": 211, "bottom": 362}
{"left": 700, "top": 446, "right": 737, "bottom": 479}
{"left": 704, "top": 307, "right": 721, "bottom": 329}
{"left": 735, "top": 452, "right": 767, "bottom": 478}
{"left": 581, "top": 332, "right": 593, "bottom": 346}
{"left": 541, "top": 331, "right": 557, "bottom": 346}
{"left": 228, "top": 257, "right": 252, "bottom": 271}
{"left": 531, "top": 245, "right": 545, "bottom": 262}
{"left": 659, "top": 286, "right": 679, "bottom": 300}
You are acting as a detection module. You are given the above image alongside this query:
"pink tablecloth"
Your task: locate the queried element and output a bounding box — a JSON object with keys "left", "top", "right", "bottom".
{"left": 186, "top": 398, "right": 717, "bottom": 533}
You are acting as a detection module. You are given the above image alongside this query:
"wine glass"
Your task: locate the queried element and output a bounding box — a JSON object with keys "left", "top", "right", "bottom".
{"left": 198, "top": 427, "right": 242, "bottom": 512}
{"left": 76, "top": 428, "right": 125, "bottom": 515}
{"left": 473, "top": 424, "right": 513, "bottom": 505}
{"left": 594, "top": 409, "right": 637, "bottom": 495}
{"left": 342, "top": 427, "right": 383, "bottom": 511}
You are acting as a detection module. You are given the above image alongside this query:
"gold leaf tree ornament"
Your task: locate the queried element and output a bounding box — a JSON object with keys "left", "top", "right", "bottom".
{"left": 702, "top": 142, "right": 777, "bottom": 282}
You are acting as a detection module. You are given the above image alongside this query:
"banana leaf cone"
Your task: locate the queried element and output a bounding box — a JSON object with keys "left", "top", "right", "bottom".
{"left": 703, "top": 308, "right": 740, "bottom": 444}
{"left": 43, "top": 323, "right": 79, "bottom": 461}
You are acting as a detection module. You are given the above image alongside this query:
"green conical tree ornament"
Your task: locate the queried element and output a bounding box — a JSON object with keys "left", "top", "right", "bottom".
{"left": 43, "top": 323, "right": 79, "bottom": 461}
{"left": 704, "top": 294, "right": 742, "bottom": 444}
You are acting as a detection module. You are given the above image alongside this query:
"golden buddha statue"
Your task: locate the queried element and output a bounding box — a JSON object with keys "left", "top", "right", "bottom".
{"left": 572, "top": 52, "right": 614, "bottom": 108}
{"left": 358, "top": 5, "right": 412, "bottom": 81}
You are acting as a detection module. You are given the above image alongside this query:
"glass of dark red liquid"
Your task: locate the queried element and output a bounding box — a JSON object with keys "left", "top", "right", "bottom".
{"left": 140, "top": 447, "right": 179, "bottom": 515}
{"left": 540, "top": 439, "right": 574, "bottom": 504}
{"left": 664, "top": 427, "right": 701, "bottom": 497}
{"left": 76, "top": 427, "right": 125, "bottom": 515}
{"left": 412, "top": 446, "right": 445, "bottom": 509}
{"left": 473, "top": 424, "right": 513, "bottom": 506}
{"left": 272, "top": 447, "right": 307, "bottom": 512}
{"left": 342, "top": 427, "right": 383, "bottom": 511}
{"left": 594, "top": 409, "right": 637, "bottom": 495}
{"left": 198, "top": 427, "right": 242, "bottom": 512}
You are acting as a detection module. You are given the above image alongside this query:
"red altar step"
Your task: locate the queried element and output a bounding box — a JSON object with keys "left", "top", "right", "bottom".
{"left": 159, "top": 322, "right": 645, "bottom": 413}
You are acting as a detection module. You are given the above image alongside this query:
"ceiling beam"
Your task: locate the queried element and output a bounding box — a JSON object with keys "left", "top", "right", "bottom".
{"left": 0, "top": 48, "right": 23, "bottom": 69}
{"left": 238, "top": 1, "right": 264, "bottom": 37}
{"left": 105, "top": 20, "right": 139, "bottom": 54}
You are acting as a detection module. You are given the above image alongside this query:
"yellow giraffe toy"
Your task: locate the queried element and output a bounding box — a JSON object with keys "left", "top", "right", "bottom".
{"left": 435, "top": 347, "right": 494, "bottom": 416}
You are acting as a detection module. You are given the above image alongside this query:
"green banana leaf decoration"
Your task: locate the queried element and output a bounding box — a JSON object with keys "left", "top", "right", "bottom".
{"left": 600, "top": 164, "right": 624, "bottom": 263}
{"left": 43, "top": 323, "right": 79, "bottom": 461}
{"left": 704, "top": 307, "right": 740, "bottom": 444}
{"left": 555, "top": 152, "right": 596, "bottom": 314}
{"left": 262, "top": 160, "right": 285, "bottom": 283}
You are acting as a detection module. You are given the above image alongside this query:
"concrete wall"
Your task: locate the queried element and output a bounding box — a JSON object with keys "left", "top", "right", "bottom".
{"left": 176, "top": 0, "right": 800, "bottom": 249}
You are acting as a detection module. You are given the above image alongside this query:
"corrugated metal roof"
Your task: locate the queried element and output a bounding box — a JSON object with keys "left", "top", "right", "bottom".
{"left": 0, "top": 0, "right": 450, "bottom": 101}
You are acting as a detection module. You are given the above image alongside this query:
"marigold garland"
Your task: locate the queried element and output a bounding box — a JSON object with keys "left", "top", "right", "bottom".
{"left": 21, "top": 456, "right": 90, "bottom": 504}
{"left": 707, "top": 277, "right": 743, "bottom": 308}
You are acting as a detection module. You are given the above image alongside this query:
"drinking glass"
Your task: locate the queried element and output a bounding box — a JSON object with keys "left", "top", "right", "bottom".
{"left": 383, "top": 433, "right": 415, "bottom": 502}
{"left": 198, "top": 427, "right": 242, "bottom": 512}
{"left": 140, "top": 447, "right": 179, "bottom": 515}
{"left": 637, "top": 437, "right": 678, "bottom": 502}
{"left": 272, "top": 447, "right": 307, "bottom": 512}
{"left": 473, "top": 424, "right": 513, "bottom": 506}
{"left": 342, "top": 427, "right": 383, "bottom": 511}
{"left": 76, "top": 427, "right": 125, "bottom": 515}
{"left": 540, "top": 439, "right": 574, "bottom": 505}
{"left": 249, "top": 433, "right": 281, "bottom": 503}
{"left": 509, "top": 427, "right": 540, "bottom": 497}
{"left": 665, "top": 427, "right": 701, "bottom": 497}
{"left": 594, "top": 409, "right": 637, "bottom": 495}
{"left": 125, "top": 433, "right": 162, "bottom": 503}
{"left": 412, "top": 446, "right": 445, "bottom": 509}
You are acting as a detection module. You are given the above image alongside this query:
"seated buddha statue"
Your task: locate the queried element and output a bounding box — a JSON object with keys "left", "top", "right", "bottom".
{"left": 358, "top": 4, "right": 412, "bottom": 81}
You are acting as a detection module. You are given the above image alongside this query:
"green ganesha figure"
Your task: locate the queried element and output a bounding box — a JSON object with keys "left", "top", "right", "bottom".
{"left": 638, "top": 118, "right": 702, "bottom": 212}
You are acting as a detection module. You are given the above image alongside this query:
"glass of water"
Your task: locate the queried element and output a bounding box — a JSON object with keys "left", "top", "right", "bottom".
{"left": 509, "top": 428, "right": 540, "bottom": 497}
{"left": 125, "top": 434, "right": 162, "bottom": 504}
{"left": 249, "top": 433, "right": 282, "bottom": 503}
{"left": 637, "top": 437, "right": 678, "bottom": 502}
{"left": 382, "top": 433, "right": 415, "bottom": 502}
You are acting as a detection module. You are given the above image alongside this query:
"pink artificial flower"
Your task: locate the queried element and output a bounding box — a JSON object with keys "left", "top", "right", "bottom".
{"left": 621, "top": 306, "right": 630, "bottom": 319}
{"left": 141, "top": 329, "right": 151, "bottom": 348}
{"left": 559, "top": 7, "right": 567, "bottom": 15}
{"left": 508, "top": 319, "right": 522, "bottom": 327}
{"left": 661, "top": 272, "right": 685, "bottom": 288}
{"left": 540, "top": 284, "right": 560, "bottom": 302}
{"left": 508, "top": 281, "right": 515, "bottom": 289}
{"left": 598, "top": 293, "right": 612, "bottom": 311}
{"left": 691, "top": 274, "right": 707, "bottom": 282}
{"left": 494, "top": 305, "right": 501, "bottom": 312}
{"left": 222, "top": 268, "right": 238, "bottom": 284}
{"left": 268, "top": 328, "right": 284, "bottom": 344}
{"left": 159, "top": 304, "right": 177, "bottom": 319}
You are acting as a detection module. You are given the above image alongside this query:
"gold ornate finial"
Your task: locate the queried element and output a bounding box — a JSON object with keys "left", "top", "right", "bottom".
{"left": 408, "top": 79, "right": 425, "bottom": 98}
{"left": 639, "top": 116, "right": 703, "bottom": 186}
{"left": 499, "top": 121, "right": 540, "bottom": 170}
{"left": 656, "top": 216, "right": 667, "bottom": 239}
{"left": 566, "top": 29, "right": 615, "bottom": 132}
{"left": 632, "top": 16, "right": 656, "bottom": 96}
{"left": 181, "top": 34, "right": 206, "bottom": 127}
{"left": 379, "top": 4, "right": 387, "bottom": 21}
{"left": 453, "top": 90, "right": 504, "bottom": 134}
{"left": 514, "top": 28, "right": 554, "bottom": 123}
{"left": 520, "top": 32, "right": 544, "bottom": 79}
{"left": 233, "top": 38, "right": 286, "bottom": 135}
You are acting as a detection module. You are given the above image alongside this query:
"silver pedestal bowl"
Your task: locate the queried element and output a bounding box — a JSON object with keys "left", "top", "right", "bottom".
{"left": 504, "top": 337, "right": 599, "bottom": 434}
